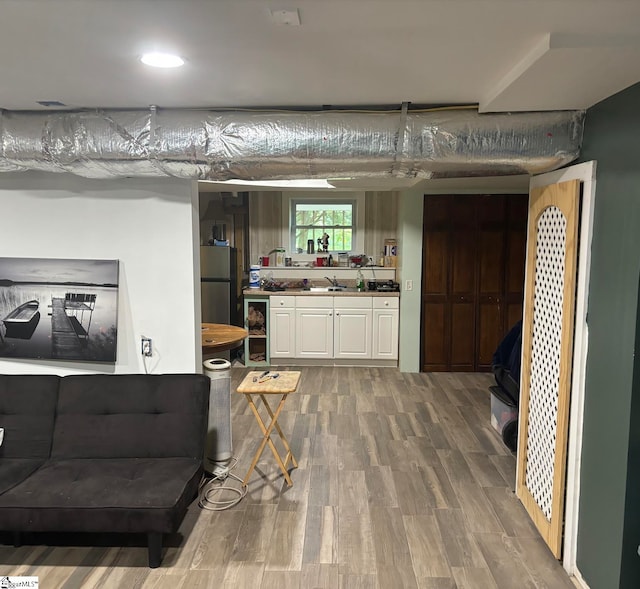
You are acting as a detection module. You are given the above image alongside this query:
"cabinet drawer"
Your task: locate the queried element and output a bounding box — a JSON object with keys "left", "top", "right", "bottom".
{"left": 295, "top": 295, "right": 333, "bottom": 308}
{"left": 373, "top": 297, "right": 399, "bottom": 309}
{"left": 271, "top": 295, "right": 295, "bottom": 308}
{"left": 334, "top": 296, "right": 372, "bottom": 309}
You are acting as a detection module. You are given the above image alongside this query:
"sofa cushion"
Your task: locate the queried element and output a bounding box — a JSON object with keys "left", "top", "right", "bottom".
{"left": 0, "top": 458, "right": 46, "bottom": 494}
{"left": 0, "top": 375, "right": 59, "bottom": 459}
{"left": 52, "top": 374, "right": 209, "bottom": 459}
{"left": 0, "top": 457, "right": 202, "bottom": 533}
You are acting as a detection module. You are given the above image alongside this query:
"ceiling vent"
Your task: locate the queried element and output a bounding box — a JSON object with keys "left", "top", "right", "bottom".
{"left": 36, "top": 100, "right": 67, "bottom": 108}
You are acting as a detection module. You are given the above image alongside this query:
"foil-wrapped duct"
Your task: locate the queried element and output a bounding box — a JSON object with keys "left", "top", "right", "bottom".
{"left": 0, "top": 107, "right": 584, "bottom": 180}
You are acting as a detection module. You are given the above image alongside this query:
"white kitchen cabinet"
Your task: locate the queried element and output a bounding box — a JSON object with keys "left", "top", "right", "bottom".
{"left": 334, "top": 297, "right": 373, "bottom": 359}
{"left": 295, "top": 296, "right": 333, "bottom": 358}
{"left": 269, "top": 296, "right": 296, "bottom": 358}
{"left": 295, "top": 309, "right": 333, "bottom": 358}
{"left": 372, "top": 297, "right": 399, "bottom": 360}
{"left": 268, "top": 294, "right": 398, "bottom": 364}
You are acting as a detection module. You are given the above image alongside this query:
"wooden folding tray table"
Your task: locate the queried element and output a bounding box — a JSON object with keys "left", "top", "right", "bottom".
{"left": 236, "top": 370, "right": 301, "bottom": 487}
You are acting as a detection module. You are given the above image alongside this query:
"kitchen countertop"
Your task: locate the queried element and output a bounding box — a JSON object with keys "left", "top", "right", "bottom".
{"left": 244, "top": 288, "right": 399, "bottom": 297}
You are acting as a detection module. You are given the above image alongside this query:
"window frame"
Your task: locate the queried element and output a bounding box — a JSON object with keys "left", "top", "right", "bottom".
{"left": 282, "top": 192, "right": 365, "bottom": 254}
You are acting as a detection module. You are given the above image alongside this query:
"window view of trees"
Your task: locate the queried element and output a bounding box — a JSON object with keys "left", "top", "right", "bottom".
{"left": 292, "top": 202, "right": 354, "bottom": 251}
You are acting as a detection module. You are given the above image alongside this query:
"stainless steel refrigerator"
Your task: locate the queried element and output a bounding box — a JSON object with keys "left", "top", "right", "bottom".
{"left": 200, "top": 246, "right": 238, "bottom": 325}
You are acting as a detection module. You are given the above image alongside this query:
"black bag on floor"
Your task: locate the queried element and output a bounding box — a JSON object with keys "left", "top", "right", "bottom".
{"left": 490, "top": 320, "right": 522, "bottom": 451}
{"left": 492, "top": 319, "right": 522, "bottom": 407}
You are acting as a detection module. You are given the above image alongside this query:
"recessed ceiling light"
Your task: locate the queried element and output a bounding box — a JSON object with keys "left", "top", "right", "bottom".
{"left": 140, "top": 52, "right": 185, "bottom": 68}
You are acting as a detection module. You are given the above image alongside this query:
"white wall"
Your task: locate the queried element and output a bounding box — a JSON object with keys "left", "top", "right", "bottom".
{"left": 0, "top": 172, "right": 201, "bottom": 375}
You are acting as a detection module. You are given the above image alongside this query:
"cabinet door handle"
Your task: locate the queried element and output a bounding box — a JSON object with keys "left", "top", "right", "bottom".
{"left": 385, "top": 301, "right": 389, "bottom": 306}
{"left": 329, "top": 312, "right": 333, "bottom": 316}
{"left": 280, "top": 301, "right": 284, "bottom": 306}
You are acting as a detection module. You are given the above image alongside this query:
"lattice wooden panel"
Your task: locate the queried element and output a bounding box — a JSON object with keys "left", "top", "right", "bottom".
{"left": 517, "top": 178, "right": 579, "bottom": 559}
{"left": 525, "top": 206, "right": 567, "bottom": 520}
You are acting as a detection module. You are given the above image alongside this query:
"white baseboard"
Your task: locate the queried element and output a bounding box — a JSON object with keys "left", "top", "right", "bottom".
{"left": 571, "top": 569, "right": 590, "bottom": 589}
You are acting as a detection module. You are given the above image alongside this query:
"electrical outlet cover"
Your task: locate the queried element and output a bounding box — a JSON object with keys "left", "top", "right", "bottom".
{"left": 141, "top": 338, "right": 152, "bottom": 356}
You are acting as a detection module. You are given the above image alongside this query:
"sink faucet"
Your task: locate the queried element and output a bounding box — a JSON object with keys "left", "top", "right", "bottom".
{"left": 325, "top": 276, "right": 339, "bottom": 287}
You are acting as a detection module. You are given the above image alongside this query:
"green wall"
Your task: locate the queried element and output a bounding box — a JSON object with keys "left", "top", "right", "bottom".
{"left": 623, "top": 281, "right": 640, "bottom": 588}
{"left": 397, "top": 188, "right": 424, "bottom": 372}
{"left": 577, "top": 82, "right": 640, "bottom": 589}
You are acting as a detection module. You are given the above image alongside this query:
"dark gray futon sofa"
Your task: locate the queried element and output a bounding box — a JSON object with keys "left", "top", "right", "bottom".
{"left": 0, "top": 373, "right": 209, "bottom": 567}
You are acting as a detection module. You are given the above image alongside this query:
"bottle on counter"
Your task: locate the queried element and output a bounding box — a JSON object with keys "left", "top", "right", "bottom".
{"left": 357, "top": 269, "right": 365, "bottom": 292}
{"left": 249, "top": 265, "right": 261, "bottom": 289}
{"left": 328, "top": 254, "right": 333, "bottom": 267}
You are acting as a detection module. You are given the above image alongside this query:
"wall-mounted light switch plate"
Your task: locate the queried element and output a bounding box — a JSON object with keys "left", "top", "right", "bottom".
{"left": 405, "top": 279, "right": 413, "bottom": 291}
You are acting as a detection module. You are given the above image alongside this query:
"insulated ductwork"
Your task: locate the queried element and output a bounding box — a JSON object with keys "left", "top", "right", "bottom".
{"left": 0, "top": 107, "right": 584, "bottom": 180}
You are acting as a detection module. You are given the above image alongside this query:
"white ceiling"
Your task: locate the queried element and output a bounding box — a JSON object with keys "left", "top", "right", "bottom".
{"left": 2, "top": 0, "right": 639, "bottom": 113}
{"left": 2, "top": 0, "right": 639, "bottom": 192}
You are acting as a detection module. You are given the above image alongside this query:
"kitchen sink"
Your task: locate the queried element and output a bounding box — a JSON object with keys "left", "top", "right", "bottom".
{"left": 308, "top": 286, "right": 345, "bottom": 292}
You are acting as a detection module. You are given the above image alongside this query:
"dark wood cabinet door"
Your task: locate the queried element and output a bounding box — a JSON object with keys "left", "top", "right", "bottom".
{"left": 504, "top": 197, "right": 528, "bottom": 337}
{"left": 421, "top": 194, "right": 527, "bottom": 372}
{"left": 476, "top": 195, "right": 506, "bottom": 370}
{"left": 450, "top": 207, "right": 476, "bottom": 371}
{"left": 450, "top": 301, "right": 475, "bottom": 370}
{"left": 422, "top": 302, "right": 447, "bottom": 371}
{"left": 421, "top": 196, "right": 451, "bottom": 371}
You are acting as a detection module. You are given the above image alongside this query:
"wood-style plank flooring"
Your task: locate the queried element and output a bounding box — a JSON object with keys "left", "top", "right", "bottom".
{"left": 0, "top": 368, "right": 577, "bottom": 588}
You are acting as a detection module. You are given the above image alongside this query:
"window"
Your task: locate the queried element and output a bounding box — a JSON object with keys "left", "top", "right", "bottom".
{"left": 289, "top": 198, "right": 357, "bottom": 252}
